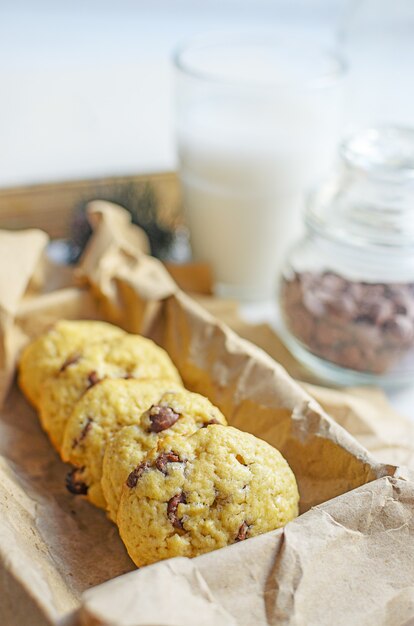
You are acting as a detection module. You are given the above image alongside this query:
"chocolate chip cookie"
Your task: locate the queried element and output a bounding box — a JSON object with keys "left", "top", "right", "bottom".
{"left": 18, "top": 320, "right": 125, "bottom": 408}
{"left": 100, "top": 389, "right": 227, "bottom": 519}
{"left": 62, "top": 379, "right": 187, "bottom": 508}
{"left": 117, "top": 425, "right": 299, "bottom": 567}
{"left": 38, "top": 334, "right": 183, "bottom": 450}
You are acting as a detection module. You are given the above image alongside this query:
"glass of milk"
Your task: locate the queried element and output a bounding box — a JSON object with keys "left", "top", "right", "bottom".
{"left": 173, "top": 31, "right": 346, "bottom": 301}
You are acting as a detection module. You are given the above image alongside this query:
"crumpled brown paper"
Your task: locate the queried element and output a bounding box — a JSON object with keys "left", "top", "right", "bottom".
{"left": 0, "top": 228, "right": 48, "bottom": 402}
{"left": 80, "top": 475, "right": 414, "bottom": 626}
{"left": 191, "top": 296, "right": 414, "bottom": 472}
{"left": 0, "top": 202, "right": 412, "bottom": 626}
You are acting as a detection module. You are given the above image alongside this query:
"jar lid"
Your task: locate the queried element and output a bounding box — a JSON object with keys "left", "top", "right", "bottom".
{"left": 306, "top": 126, "right": 414, "bottom": 249}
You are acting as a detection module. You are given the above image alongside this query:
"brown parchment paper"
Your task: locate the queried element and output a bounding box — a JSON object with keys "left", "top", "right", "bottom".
{"left": 79, "top": 475, "right": 414, "bottom": 626}
{"left": 191, "top": 296, "right": 414, "bottom": 471}
{"left": 0, "top": 201, "right": 412, "bottom": 626}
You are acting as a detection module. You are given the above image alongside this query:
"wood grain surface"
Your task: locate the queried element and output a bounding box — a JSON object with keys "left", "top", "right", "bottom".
{"left": 0, "top": 172, "right": 181, "bottom": 239}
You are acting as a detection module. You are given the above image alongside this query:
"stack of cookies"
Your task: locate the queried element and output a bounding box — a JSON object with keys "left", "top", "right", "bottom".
{"left": 19, "top": 320, "right": 299, "bottom": 567}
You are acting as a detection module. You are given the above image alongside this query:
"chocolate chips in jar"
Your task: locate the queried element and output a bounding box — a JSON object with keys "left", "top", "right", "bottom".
{"left": 278, "top": 127, "right": 414, "bottom": 384}
{"left": 280, "top": 271, "right": 414, "bottom": 375}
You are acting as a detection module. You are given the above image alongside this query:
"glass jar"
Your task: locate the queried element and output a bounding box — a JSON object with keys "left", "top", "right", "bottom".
{"left": 279, "top": 126, "right": 414, "bottom": 387}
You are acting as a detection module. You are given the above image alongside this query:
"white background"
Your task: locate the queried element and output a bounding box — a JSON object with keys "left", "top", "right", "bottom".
{"left": 1, "top": 0, "right": 413, "bottom": 187}
{"left": 1, "top": 0, "right": 414, "bottom": 419}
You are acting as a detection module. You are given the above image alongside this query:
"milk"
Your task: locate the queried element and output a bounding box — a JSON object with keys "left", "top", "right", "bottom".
{"left": 176, "top": 49, "right": 344, "bottom": 300}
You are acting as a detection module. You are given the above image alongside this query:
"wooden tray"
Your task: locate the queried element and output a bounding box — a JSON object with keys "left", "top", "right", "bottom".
{"left": 0, "top": 172, "right": 181, "bottom": 239}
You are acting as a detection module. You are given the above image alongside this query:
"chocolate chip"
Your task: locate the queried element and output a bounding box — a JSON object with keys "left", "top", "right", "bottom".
{"left": 348, "top": 282, "right": 364, "bottom": 301}
{"left": 60, "top": 353, "right": 81, "bottom": 372}
{"left": 288, "top": 306, "right": 315, "bottom": 341}
{"left": 123, "top": 373, "right": 134, "bottom": 380}
{"left": 66, "top": 468, "right": 88, "bottom": 495}
{"left": 281, "top": 271, "right": 414, "bottom": 375}
{"left": 235, "top": 454, "right": 247, "bottom": 466}
{"left": 71, "top": 417, "right": 93, "bottom": 449}
{"left": 200, "top": 418, "right": 220, "bottom": 428}
{"left": 126, "top": 462, "right": 150, "bottom": 488}
{"left": 359, "top": 298, "right": 394, "bottom": 326}
{"left": 320, "top": 272, "right": 348, "bottom": 292}
{"left": 365, "top": 284, "right": 385, "bottom": 298}
{"left": 315, "top": 322, "right": 349, "bottom": 348}
{"left": 147, "top": 405, "right": 180, "bottom": 433}
{"left": 167, "top": 492, "right": 186, "bottom": 529}
{"left": 87, "top": 371, "right": 100, "bottom": 388}
{"left": 394, "top": 294, "right": 414, "bottom": 318}
{"left": 303, "top": 291, "right": 326, "bottom": 317}
{"left": 383, "top": 316, "right": 414, "bottom": 343}
{"left": 235, "top": 521, "right": 249, "bottom": 542}
{"left": 155, "top": 451, "right": 182, "bottom": 474}
{"left": 327, "top": 293, "right": 357, "bottom": 321}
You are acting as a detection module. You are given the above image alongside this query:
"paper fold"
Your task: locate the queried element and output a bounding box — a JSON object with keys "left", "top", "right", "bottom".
{"left": 80, "top": 476, "right": 414, "bottom": 626}
{"left": 0, "top": 202, "right": 412, "bottom": 626}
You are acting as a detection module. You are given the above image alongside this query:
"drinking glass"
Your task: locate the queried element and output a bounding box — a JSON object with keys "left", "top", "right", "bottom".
{"left": 174, "top": 31, "right": 346, "bottom": 301}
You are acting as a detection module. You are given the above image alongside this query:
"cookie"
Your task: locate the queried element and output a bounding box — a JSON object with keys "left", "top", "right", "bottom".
{"left": 18, "top": 320, "right": 125, "bottom": 408}
{"left": 117, "top": 425, "right": 299, "bottom": 567}
{"left": 100, "top": 389, "right": 227, "bottom": 519}
{"left": 62, "top": 379, "right": 186, "bottom": 508}
{"left": 38, "top": 334, "right": 183, "bottom": 451}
